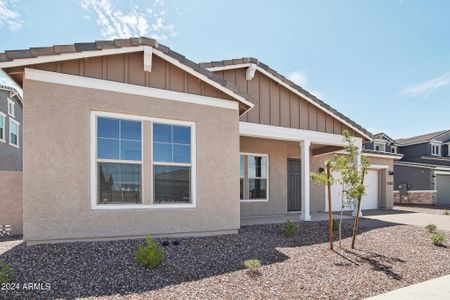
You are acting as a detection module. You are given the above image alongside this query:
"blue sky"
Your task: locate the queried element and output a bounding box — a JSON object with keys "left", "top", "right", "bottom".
{"left": 1, "top": 0, "right": 449, "bottom": 138}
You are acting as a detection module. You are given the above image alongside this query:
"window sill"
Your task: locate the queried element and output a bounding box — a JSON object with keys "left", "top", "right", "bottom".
{"left": 240, "top": 199, "right": 269, "bottom": 203}
{"left": 9, "top": 143, "right": 20, "bottom": 149}
{"left": 91, "top": 203, "right": 197, "bottom": 210}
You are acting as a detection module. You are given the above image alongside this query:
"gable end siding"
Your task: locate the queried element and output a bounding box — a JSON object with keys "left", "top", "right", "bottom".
{"left": 215, "top": 68, "right": 359, "bottom": 137}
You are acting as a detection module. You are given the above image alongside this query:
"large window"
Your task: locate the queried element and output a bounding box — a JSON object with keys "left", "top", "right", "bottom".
{"left": 153, "top": 123, "right": 192, "bottom": 204}
{"left": 0, "top": 112, "right": 5, "bottom": 142}
{"left": 97, "top": 117, "right": 142, "bottom": 204}
{"left": 9, "top": 119, "right": 19, "bottom": 148}
{"left": 240, "top": 153, "right": 268, "bottom": 202}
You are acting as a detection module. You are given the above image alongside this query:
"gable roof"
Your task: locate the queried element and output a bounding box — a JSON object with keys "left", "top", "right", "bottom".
{"left": 0, "top": 37, "right": 253, "bottom": 114}
{"left": 0, "top": 84, "right": 23, "bottom": 104}
{"left": 200, "top": 57, "right": 373, "bottom": 140}
{"left": 396, "top": 130, "right": 450, "bottom": 146}
{"left": 373, "top": 132, "right": 396, "bottom": 143}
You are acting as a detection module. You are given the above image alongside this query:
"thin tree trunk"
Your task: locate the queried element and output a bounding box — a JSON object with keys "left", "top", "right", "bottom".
{"left": 339, "top": 185, "right": 345, "bottom": 248}
{"left": 351, "top": 173, "right": 366, "bottom": 249}
{"left": 326, "top": 163, "right": 333, "bottom": 251}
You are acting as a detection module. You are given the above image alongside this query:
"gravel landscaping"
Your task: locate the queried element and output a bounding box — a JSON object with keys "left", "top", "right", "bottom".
{"left": 1, "top": 219, "right": 449, "bottom": 300}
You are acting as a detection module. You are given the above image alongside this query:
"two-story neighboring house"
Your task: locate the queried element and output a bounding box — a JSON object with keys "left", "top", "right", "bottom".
{"left": 393, "top": 130, "right": 450, "bottom": 206}
{"left": 363, "top": 133, "right": 400, "bottom": 154}
{"left": 0, "top": 84, "right": 23, "bottom": 235}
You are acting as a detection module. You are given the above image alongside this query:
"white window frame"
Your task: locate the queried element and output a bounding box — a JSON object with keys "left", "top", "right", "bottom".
{"left": 9, "top": 118, "right": 19, "bottom": 148}
{"left": 151, "top": 120, "right": 196, "bottom": 208}
{"left": 240, "top": 152, "right": 269, "bottom": 203}
{"left": 374, "top": 141, "right": 386, "bottom": 152}
{"left": 90, "top": 111, "right": 196, "bottom": 210}
{"left": 391, "top": 145, "right": 397, "bottom": 154}
{"left": 0, "top": 112, "right": 5, "bottom": 143}
{"left": 7, "top": 98, "right": 15, "bottom": 118}
{"left": 431, "top": 143, "right": 441, "bottom": 156}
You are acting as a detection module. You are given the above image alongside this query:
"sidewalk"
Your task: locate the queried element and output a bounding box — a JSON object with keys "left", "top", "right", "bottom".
{"left": 366, "top": 275, "right": 450, "bottom": 299}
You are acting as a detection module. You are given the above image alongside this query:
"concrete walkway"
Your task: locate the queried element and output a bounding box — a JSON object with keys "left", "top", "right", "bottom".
{"left": 360, "top": 209, "right": 450, "bottom": 231}
{"left": 366, "top": 274, "right": 450, "bottom": 299}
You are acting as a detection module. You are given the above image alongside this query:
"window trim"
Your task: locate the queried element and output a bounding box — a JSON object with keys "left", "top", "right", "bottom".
{"left": 431, "top": 143, "right": 441, "bottom": 156}
{"left": 391, "top": 145, "right": 397, "bottom": 154}
{"left": 90, "top": 111, "right": 196, "bottom": 210}
{"left": 7, "top": 98, "right": 15, "bottom": 118}
{"left": 240, "top": 152, "right": 269, "bottom": 203}
{"left": 0, "top": 112, "right": 5, "bottom": 143}
{"left": 9, "top": 118, "right": 20, "bottom": 148}
{"left": 151, "top": 120, "right": 196, "bottom": 208}
{"left": 374, "top": 141, "right": 386, "bottom": 152}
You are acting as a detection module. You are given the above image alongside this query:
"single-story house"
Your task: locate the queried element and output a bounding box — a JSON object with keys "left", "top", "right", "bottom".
{"left": 0, "top": 37, "right": 397, "bottom": 244}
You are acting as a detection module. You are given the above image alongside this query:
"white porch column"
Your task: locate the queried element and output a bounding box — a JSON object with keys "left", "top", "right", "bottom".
{"left": 300, "top": 140, "right": 311, "bottom": 221}
{"left": 352, "top": 143, "right": 363, "bottom": 217}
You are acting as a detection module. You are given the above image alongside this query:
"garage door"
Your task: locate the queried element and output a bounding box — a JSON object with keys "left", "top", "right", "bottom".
{"left": 436, "top": 174, "right": 450, "bottom": 206}
{"left": 325, "top": 169, "right": 379, "bottom": 211}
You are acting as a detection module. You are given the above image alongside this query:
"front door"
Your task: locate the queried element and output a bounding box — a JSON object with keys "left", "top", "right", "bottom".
{"left": 288, "top": 159, "right": 301, "bottom": 211}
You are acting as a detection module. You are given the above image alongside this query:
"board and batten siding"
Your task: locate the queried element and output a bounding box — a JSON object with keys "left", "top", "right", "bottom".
{"left": 216, "top": 68, "right": 358, "bottom": 137}
{"left": 26, "top": 53, "right": 234, "bottom": 101}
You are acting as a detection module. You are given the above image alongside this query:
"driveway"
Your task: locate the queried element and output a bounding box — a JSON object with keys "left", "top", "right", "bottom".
{"left": 361, "top": 207, "right": 450, "bottom": 231}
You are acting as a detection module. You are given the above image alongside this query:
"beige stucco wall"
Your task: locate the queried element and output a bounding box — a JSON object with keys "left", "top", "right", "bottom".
{"left": 23, "top": 79, "right": 240, "bottom": 243}
{"left": 365, "top": 156, "right": 395, "bottom": 209}
{"left": 0, "top": 171, "right": 23, "bottom": 235}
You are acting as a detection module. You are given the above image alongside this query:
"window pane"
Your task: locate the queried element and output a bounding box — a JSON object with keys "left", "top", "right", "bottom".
{"left": 249, "top": 179, "right": 267, "bottom": 199}
{"left": 98, "top": 163, "right": 141, "bottom": 204}
{"left": 153, "top": 123, "right": 172, "bottom": 143}
{"left": 0, "top": 116, "right": 4, "bottom": 128}
{"left": 173, "top": 144, "right": 191, "bottom": 163}
{"left": 154, "top": 165, "right": 190, "bottom": 203}
{"left": 121, "top": 140, "right": 141, "bottom": 161}
{"left": 173, "top": 125, "right": 190, "bottom": 144}
{"left": 248, "top": 156, "right": 267, "bottom": 178}
{"left": 10, "top": 122, "right": 18, "bottom": 135}
{"left": 0, "top": 128, "right": 3, "bottom": 140}
{"left": 153, "top": 142, "right": 172, "bottom": 162}
{"left": 98, "top": 117, "right": 119, "bottom": 139}
{"left": 121, "top": 120, "right": 141, "bottom": 141}
{"left": 240, "top": 155, "right": 244, "bottom": 178}
{"left": 98, "top": 138, "right": 119, "bottom": 159}
{"left": 11, "top": 133, "right": 17, "bottom": 145}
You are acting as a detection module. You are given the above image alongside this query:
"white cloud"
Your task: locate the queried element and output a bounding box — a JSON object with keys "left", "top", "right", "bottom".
{"left": 287, "top": 70, "right": 308, "bottom": 86}
{"left": 287, "top": 70, "right": 324, "bottom": 99}
{"left": 81, "top": 0, "right": 175, "bottom": 40}
{"left": 0, "top": 0, "right": 21, "bottom": 31}
{"left": 400, "top": 71, "right": 450, "bottom": 98}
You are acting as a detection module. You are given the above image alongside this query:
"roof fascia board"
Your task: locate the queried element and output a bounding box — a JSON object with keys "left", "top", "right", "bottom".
{"left": 151, "top": 48, "right": 254, "bottom": 111}
{"left": 208, "top": 64, "right": 371, "bottom": 140}
{"left": 0, "top": 46, "right": 146, "bottom": 68}
{"left": 24, "top": 68, "right": 239, "bottom": 111}
{"left": 239, "top": 121, "right": 362, "bottom": 147}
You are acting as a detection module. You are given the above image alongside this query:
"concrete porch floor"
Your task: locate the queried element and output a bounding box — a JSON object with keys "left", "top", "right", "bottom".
{"left": 241, "top": 212, "right": 353, "bottom": 226}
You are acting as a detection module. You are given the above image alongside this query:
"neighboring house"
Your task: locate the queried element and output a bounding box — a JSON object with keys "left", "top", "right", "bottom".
{"left": 394, "top": 130, "right": 450, "bottom": 206}
{"left": 0, "top": 84, "right": 23, "bottom": 235}
{"left": 0, "top": 38, "right": 396, "bottom": 244}
{"left": 363, "top": 132, "right": 399, "bottom": 154}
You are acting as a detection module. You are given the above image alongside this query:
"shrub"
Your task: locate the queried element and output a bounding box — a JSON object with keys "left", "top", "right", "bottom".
{"left": 0, "top": 260, "right": 14, "bottom": 284}
{"left": 332, "top": 218, "right": 341, "bottom": 232}
{"left": 244, "top": 259, "right": 261, "bottom": 275}
{"left": 431, "top": 232, "right": 446, "bottom": 246}
{"left": 135, "top": 236, "right": 165, "bottom": 268}
{"left": 444, "top": 209, "right": 449, "bottom": 216}
{"left": 426, "top": 224, "right": 437, "bottom": 233}
{"left": 283, "top": 219, "right": 300, "bottom": 237}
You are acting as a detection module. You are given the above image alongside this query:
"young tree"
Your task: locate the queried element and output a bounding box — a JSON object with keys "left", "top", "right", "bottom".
{"left": 311, "top": 130, "right": 369, "bottom": 249}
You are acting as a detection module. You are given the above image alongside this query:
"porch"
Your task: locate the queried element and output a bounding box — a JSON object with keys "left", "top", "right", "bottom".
{"left": 239, "top": 121, "right": 363, "bottom": 224}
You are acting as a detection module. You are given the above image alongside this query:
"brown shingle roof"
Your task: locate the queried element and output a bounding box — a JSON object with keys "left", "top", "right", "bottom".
{"left": 0, "top": 37, "right": 252, "bottom": 111}
{"left": 396, "top": 130, "right": 450, "bottom": 145}
{"left": 200, "top": 58, "right": 373, "bottom": 139}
